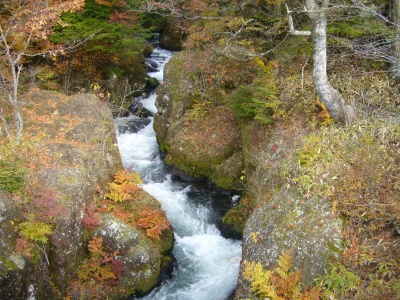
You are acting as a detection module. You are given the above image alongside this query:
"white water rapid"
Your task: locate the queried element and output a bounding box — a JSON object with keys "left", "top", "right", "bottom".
{"left": 115, "top": 41, "right": 242, "bottom": 300}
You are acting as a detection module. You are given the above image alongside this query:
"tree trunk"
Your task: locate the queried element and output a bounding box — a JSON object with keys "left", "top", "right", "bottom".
{"left": 311, "top": 12, "right": 346, "bottom": 120}
{"left": 306, "top": 0, "right": 356, "bottom": 124}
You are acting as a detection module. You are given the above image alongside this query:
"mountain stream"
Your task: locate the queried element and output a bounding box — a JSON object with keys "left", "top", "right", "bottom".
{"left": 115, "top": 42, "right": 242, "bottom": 300}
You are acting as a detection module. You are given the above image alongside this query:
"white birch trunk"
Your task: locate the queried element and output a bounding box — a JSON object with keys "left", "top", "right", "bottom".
{"left": 311, "top": 12, "right": 346, "bottom": 120}
{"left": 306, "top": 0, "right": 356, "bottom": 124}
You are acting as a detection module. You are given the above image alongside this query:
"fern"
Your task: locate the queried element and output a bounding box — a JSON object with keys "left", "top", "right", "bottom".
{"left": 113, "top": 169, "right": 142, "bottom": 185}
{"left": 273, "top": 249, "right": 302, "bottom": 298}
{"left": 105, "top": 170, "right": 142, "bottom": 202}
{"left": 243, "top": 261, "right": 280, "bottom": 299}
{"left": 19, "top": 220, "right": 53, "bottom": 243}
{"left": 136, "top": 207, "right": 170, "bottom": 239}
{"left": 244, "top": 249, "right": 321, "bottom": 300}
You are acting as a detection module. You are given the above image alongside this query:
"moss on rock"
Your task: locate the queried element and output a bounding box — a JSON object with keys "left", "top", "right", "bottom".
{"left": 96, "top": 214, "right": 161, "bottom": 297}
{"left": 159, "top": 18, "right": 186, "bottom": 51}
{"left": 235, "top": 187, "right": 343, "bottom": 299}
{"left": 221, "top": 195, "right": 256, "bottom": 237}
{"left": 164, "top": 106, "right": 243, "bottom": 190}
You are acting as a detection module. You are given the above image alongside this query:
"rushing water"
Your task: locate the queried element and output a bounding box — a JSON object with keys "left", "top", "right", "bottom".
{"left": 115, "top": 42, "right": 242, "bottom": 300}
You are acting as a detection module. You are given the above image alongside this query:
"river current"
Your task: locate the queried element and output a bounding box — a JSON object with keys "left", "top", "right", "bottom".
{"left": 115, "top": 43, "right": 242, "bottom": 300}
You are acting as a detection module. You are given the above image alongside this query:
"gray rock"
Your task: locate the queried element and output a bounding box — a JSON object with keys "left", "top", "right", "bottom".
{"left": 235, "top": 188, "right": 343, "bottom": 299}
{"left": 0, "top": 192, "right": 52, "bottom": 300}
{"left": 96, "top": 214, "right": 161, "bottom": 296}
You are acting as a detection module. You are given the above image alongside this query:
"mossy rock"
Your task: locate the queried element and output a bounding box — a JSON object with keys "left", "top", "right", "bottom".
{"left": 143, "top": 44, "right": 154, "bottom": 57}
{"left": 153, "top": 51, "right": 245, "bottom": 190}
{"left": 5, "top": 89, "right": 124, "bottom": 297}
{"left": 147, "top": 76, "right": 160, "bottom": 88}
{"left": 96, "top": 214, "right": 161, "bottom": 298}
{"left": 153, "top": 51, "right": 198, "bottom": 150}
{"left": 210, "top": 151, "right": 244, "bottom": 190}
{"left": 159, "top": 19, "right": 186, "bottom": 51}
{"left": 235, "top": 187, "right": 343, "bottom": 299}
{"left": 221, "top": 195, "right": 256, "bottom": 238}
{"left": 164, "top": 106, "right": 243, "bottom": 190}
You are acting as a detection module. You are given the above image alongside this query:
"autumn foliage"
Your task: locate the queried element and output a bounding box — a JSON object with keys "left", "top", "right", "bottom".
{"left": 136, "top": 206, "right": 171, "bottom": 239}
{"left": 95, "top": 170, "right": 171, "bottom": 240}
{"left": 0, "top": 0, "right": 84, "bottom": 40}
{"left": 18, "top": 188, "right": 68, "bottom": 244}
{"left": 67, "top": 237, "right": 125, "bottom": 298}
{"left": 105, "top": 170, "right": 142, "bottom": 202}
{"left": 244, "top": 249, "right": 322, "bottom": 300}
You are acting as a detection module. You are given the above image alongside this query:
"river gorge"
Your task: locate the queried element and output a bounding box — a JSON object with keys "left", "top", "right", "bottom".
{"left": 116, "top": 43, "right": 242, "bottom": 300}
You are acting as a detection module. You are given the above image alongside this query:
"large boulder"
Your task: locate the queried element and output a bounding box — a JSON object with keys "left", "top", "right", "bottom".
{"left": 235, "top": 188, "right": 343, "bottom": 299}
{"left": 0, "top": 89, "right": 172, "bottom": 299}
{"left": 153, "top": 51, "right": 244, "bottom": 190}
{"left": 95, "top": 214, "right": 161, "bottom": 298}
{"left": 165, "top": 106, "right": 244, "bottom": 190}
{"left": 22, "top": 90, "right": 122, "bottom": 297}
{"left": 153, "top": 51, "right": 198, "bottom": 151}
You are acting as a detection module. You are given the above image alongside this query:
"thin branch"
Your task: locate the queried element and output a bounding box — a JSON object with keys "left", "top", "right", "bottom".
{"left": 0, "top": 114, "right": 13, "bottom": 143}
{"left": 301, "top": 55, "right": 310, "bottom": 89}
{"left": 138, "top": 0, "right": 220, "bottom": 20}
{"left": 351, "top": 0, "right": 400, "bottom": 29}
{"left": 285, "top": 4, "right": 311, "bottom": 36}
{"left": 36, "top": 243, "right": 50, "bottom": 265}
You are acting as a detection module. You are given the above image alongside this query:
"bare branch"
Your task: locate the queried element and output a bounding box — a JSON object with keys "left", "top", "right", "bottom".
{"left": 351, "top": 0, "right": 400, "bottom": 29}
{"left": 138, "top": 0, "right": 220, "bottom": 20}
{"left": 285, "top": 4, "right": 311, "bottom": 36}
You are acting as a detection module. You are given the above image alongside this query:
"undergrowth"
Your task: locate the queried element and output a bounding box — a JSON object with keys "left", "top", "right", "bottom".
{"left": 97, "top": 170, "right": 171, "bottom": 240}
{"left": 67, "top": 236, "right": 125, "bottom": 299}
{"left": 277, "top": 116, "right": 400, "bottom": 299}
{"left": 244, "top": 248, "right": 322, "bottom": 299}
{"left": 284, "top": 117, "right": 400, "bottom": 225}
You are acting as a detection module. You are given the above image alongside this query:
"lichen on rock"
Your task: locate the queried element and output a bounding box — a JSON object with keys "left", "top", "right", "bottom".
{"left": 235, "top": 187, "right": 343, "bottom": 299}
{"left": 153, "top": 51, "right": 244, "bottom": 190}
{"left": 0, "top": 89, "right": 171, "bottom": 299}
{"left": 95, "top": 214, "right": 161, "bottom": 297}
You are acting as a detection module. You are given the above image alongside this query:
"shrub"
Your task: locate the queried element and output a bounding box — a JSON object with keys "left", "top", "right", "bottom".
{"left": 229, "top": 58, "right": 283, "bottom": 124}
{"left": 0, "top": 158, "right": 25, "bottom": 192}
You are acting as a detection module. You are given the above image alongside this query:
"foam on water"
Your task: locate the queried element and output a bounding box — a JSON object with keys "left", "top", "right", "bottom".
{"left": 115, "top": 43, "right": 242, "bottom": 300}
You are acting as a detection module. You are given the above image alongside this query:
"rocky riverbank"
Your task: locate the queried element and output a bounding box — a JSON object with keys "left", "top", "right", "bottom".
{"left": 0, "top": 89, "right": 173, "bottom": 299}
